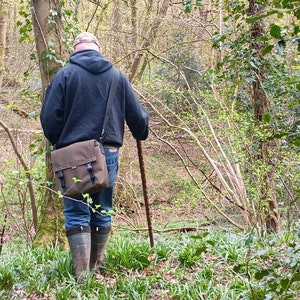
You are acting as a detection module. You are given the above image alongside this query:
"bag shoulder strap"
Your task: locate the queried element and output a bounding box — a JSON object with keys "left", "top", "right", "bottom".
{"left": 100, "top": 67, "right": 119, "bottom": 142}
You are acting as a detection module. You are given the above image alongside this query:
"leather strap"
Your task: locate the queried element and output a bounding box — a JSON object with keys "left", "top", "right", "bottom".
{"left": 100, "top": 68, "right": 120, "bottom": 142}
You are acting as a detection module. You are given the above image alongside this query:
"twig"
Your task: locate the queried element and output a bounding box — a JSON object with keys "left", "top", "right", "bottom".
{"left": 113, "top": 223, "right": 243, "bottom": 235}
{"left": 0, "top": 95, "right": 29, "bottom": 117}
{"left": 0, "top": 120, "right": 38, "bottom": 231}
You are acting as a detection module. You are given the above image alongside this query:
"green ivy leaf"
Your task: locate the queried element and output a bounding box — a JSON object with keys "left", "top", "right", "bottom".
{"left": 270, "top": 24, "right": 281, "bottom": 38}
{"left": 29, "top": 53, "right": 36, "bottom": 60}
{"left": 291, "top": 272, "right": 300, "bottom": 283}
{"left": 292, "top": 137, "right": 300, "bottom": 146}
{"left": 263, "top": 113, "right": 272, "bottom": 122}
{"left": 280, "top": 278, "right": 289, "bottom": 289}
{"left": 255, "top": 269, "right": 270, "bottom": 280}
{"left": 271, "top": 132, "right": 287, "bottom": 139}
{"left": 262, "top": 44, "right": 274, "bottom": 56}
{"left": 246, "top": 10, "right": 278, "bottom": 24}
{"left": 256, "top": 36, "right": 269, "bottom": 42}
{"left": 295, "top": 8, "right": 300, "bottom": 19}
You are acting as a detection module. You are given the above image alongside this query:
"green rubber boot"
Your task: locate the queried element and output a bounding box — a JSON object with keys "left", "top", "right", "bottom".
{"left": 90, "top": 225, "right": 111, "bottom": 278}
{"left": 66, "top": 226, "right": 91, "bottom": 283}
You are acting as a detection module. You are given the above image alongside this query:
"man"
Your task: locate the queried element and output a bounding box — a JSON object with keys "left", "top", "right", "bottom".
{"left": 40, "top": 32, "right": 149, "bottom": 281}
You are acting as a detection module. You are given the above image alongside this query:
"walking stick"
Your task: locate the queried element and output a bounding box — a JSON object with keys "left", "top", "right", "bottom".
{"left": 136, "top": 140, "right": 154, "bottom": 247}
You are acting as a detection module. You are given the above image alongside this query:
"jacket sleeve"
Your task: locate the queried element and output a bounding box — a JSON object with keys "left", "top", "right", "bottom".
{"left": 40, "top": 74, "right": 65, "bottom": 146}
{"left": 124, "top": 77, "right": 149, "bottom": 141}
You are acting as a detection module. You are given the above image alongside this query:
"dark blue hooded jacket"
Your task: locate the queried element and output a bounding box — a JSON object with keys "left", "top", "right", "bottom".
{"left": 40, "top": 49, "right": 149, "bottom": 148}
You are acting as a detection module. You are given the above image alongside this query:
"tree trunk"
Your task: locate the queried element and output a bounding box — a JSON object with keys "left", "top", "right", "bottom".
{"left": 31, "top": 0, "right": 67, "bottom": 95}
{"left": 110, "top": 0, "right": 122, "bottom": 62}
{"left": 31, "top": 0, "right": 68, "bottom": 247}
{"left": 248, "top": 0, "right": 281, "bottom": 232}
{"left": 0, "top": 0, "right": 8, "bottom": 88}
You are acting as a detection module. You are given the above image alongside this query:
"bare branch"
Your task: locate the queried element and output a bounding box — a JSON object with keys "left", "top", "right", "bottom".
{"left": 0, "top": 120, "right": 38, "bottom": 231}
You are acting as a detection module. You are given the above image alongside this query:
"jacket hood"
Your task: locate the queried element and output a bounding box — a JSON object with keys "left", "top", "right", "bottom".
{"left": 70, "top": 50, "right": 112, "bottom": 74}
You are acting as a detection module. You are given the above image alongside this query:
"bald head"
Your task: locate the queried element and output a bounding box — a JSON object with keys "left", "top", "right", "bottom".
{"left": 73, "top": 32, "right": 102, "bottom": 53}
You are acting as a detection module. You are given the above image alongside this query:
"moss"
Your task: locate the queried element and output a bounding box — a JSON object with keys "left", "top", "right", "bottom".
{"left": 33, "top": 193, "right": 68, "bottom": 249}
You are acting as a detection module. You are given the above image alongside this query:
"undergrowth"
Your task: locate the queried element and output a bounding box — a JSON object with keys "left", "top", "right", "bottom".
{"left": 0, "top": 227, "right": 299, "bottom": 300}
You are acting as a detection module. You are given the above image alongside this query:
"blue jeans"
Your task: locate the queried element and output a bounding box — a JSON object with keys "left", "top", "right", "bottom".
{"left": 63, "top": 148, "right": 119, "bottom": 229}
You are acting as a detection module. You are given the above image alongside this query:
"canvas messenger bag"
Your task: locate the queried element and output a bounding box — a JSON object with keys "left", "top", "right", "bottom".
{"left": 51, "top": 139, "right": 109, "bottom": 197}
{"left": 50, "top": 68, "right": 119, "bottom": 198}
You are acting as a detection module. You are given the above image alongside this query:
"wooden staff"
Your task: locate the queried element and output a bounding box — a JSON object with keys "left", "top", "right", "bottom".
{"left": 136, "top": 140, "right": 154, "bottom": 247}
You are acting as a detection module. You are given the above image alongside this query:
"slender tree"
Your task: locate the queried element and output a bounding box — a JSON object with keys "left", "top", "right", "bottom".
{"left": 0, "top": 0, "right": 8, "bottom": 88}
{"left": 31, "top": 0, "right": 68, "bottom": 247}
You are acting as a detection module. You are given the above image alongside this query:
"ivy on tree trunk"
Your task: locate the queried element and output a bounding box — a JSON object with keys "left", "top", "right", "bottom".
{"left": 248, "top": 0, "right": 281, "bottom": 233}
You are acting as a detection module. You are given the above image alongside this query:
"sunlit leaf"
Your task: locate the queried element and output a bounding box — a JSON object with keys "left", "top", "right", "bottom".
{"left": 72, "top": 177, "right": 81, "bottom": 183}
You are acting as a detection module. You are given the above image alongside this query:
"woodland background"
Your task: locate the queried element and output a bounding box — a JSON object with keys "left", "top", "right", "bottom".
{"left": 0, "top": 0, "right": 299, "bottom": 259}
{"left": 0, "top": 0, "right": 300, "bottom": 299}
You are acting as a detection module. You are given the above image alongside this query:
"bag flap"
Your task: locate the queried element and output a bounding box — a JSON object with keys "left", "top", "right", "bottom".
{"left": 51, "top": 139, "right": 99, "bottom": 172}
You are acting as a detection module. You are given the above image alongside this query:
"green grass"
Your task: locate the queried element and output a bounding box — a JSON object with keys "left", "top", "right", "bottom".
{"left": 0, "top": 228, "right": 299, "bottom": 299}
